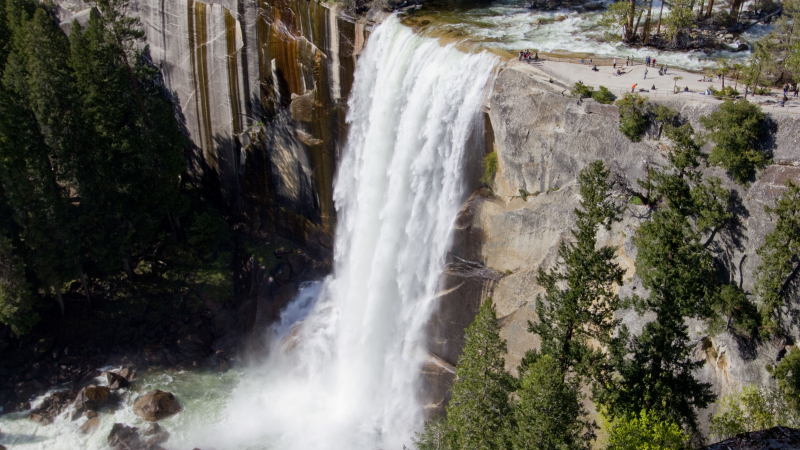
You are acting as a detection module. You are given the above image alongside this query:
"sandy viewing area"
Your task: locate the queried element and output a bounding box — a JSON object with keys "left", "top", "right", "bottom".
{"left": 506, "top": 58, "right": 800, "bottom": 116}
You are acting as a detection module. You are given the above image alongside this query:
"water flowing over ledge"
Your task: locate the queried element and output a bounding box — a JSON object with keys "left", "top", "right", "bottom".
{"left": 198, "top": 16, "right": 498, "bottom": 450}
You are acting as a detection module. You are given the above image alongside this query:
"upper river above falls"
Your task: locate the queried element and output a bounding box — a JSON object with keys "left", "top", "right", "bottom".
{"left": 400, "top": 0, "right": 773, "bottom": 70}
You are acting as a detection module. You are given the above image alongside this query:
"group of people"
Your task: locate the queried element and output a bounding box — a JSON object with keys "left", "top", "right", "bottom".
{"left": 518, "top": 50, "right": 539, "bottom": 61}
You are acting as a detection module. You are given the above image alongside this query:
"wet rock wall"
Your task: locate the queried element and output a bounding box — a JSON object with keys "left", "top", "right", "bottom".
{"left": 55, "top": 0, "right": 368, "bottom": 253}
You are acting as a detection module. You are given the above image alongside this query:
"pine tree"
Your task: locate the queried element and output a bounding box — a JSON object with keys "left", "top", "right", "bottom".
{"left": 511, "top": 354, "right": 592, "bottom": 450}
{"left": 0, "top": 231, "right": 38, "bottom": 335}
{"left": 446, "top": 298, "right": 511, "bottom": 450}
{"left": 527, "top": 160, "right": 624, "bottom": 380}
{"left": 596, "top": 124, "right": 719, "bottom": 430}
{"left": 69, "top": 0, "right": 186, "bottom": 276}
{"left": 755, "top": 181, "right": 800, "bottom": 335}
{"left": 0, "top": 1, "right": 78, "bottom": 314}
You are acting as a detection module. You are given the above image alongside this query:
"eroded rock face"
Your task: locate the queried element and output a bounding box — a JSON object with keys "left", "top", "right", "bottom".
{"left": 133, "top": 390, "right": 181, "bottom": 422}
{"left": 427, "top": 64, "right": 800, "bottom": 436}
{"left": 53, "top": 0, "right": 368, "bottom": 251}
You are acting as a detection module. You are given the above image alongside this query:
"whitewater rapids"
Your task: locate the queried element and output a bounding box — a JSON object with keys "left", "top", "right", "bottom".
{"left": 0, "top": 15, "right": 497, "bottom": 450}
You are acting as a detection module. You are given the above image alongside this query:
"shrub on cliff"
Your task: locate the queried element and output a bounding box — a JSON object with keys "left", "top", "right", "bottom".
{"left": 481, "top": 151, "right": 498, "bottom": 186}
{"left": 615, "top": 94, "right": 648, "bottom": 141}
{"left": 606, "top": 410, "right": 689, "bottom": 450}
{"left": 700, "top": 99, "right": 772, "bottom": 183}
{"left": 572, "top": 81, "right": 594, "bottom": 99}
{"left": 710, "top": 385, "right": 800, "bottom": 441}
{"left": 772, "top": 347, "right": 800, "bottom": 412}
{"left": 591, "top": 86, "right": 616, "bottom": 104}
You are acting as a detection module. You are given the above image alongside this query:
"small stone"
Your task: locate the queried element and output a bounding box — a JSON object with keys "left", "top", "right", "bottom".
{"left": 143, "top": 422, "right": 161, "bottom": 436}
{"left": 106, "top": 371, "right": 128, "bottom": 390}
{"left": 86, "top": 410, "right": 98, "bottom": 419}
{"left": 145, "top": 430, "right": 170, "bottom": 446}
{"left": 80, "top": 417, "right": 100, "bottom": 434}
{"left": 118, "top": 367, "right": 136, "bottom": 380}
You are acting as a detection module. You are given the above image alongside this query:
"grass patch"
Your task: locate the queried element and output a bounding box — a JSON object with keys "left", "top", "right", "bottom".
{"left": 481, "top": 152, "right": 498, "bottom": 186}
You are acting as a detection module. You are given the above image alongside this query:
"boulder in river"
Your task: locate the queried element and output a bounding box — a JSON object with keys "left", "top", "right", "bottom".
{"left": 80, "top": 416, "right": 100, "bottom": 434}
{"left": 105, "top": 371, "right": 129, "bottom": 390}
{"left": 133, "top": 390, "right": 181, "bottom": 422}
{"left": 73, "top": 385, "right": 110, "bottom": 416}
{"left": 107, "top": 422, "right": 167, "bottom": 450}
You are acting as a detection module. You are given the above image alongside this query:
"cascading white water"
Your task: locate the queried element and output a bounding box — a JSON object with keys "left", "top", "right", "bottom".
{"left": 0, "top": 15, "right": 497, "bottom": 450}
{"left": 195, "top": 16, "right": 497, "bottom": 450}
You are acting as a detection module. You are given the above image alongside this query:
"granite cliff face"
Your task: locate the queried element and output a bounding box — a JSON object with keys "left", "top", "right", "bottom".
{"left": 426, "top": 61, "right": 800, "bottom": 433}
{"left": 55, "top": 0, "right": 369, "bottom": 252}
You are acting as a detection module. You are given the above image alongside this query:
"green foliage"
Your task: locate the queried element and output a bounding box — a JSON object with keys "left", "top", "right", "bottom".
{"left": 482, "top": 152, "right": 498, "bottom": 186}
{"left": 599, "top": 1, "right": 631, "bottom": 42}
{"left": 629, "top": 195, "right": 643, "bottom": 205}
{"left": 709, "top": 385, "right": 800, "bottom": 441}
{"left": 700, "top": 99, "right": 770, "bottom": 183}
{"left": 606, "top": 410, "right": 690, "bottom": 450}
{"left": 592, "top": 86, "right": 616, "bottom": 104}
{"left": 0, "top": 233, "right": 39, "bottom": 336}
{"left": 597, "top": 121, "right": 720, "bottom": 430}
{"left": 528, "top": 161, "right": 624, "bottom": 379}
{"left": 709, "top": 85, "right": 740, "bottom": 98}
{"left": 755, "top": 181, "right": 800, "bottom": 335}
{"left": 511, "top": 355, "right": 593, "bottom": 450}
{"left": 0, "top": 0, "right": 222, "bottom": 332}
{"left": 413, "top": 417, "right": 452, "bottom": 450}
{"left": 708, "top": 284, "right": 760, "bottom": 338}
{"left": 616, "top": 94, "right": 648, "bottom": 142}
{"left": 572, "top": 81, "right": 594, "bottom": 98}
{"left": 772, "top": 347, "right": 800, "bottom": 411}
{"left": 187, "top": 211, "right": 231, "bottom": 258}
{"left": 446, "top": 298, "right": 512, "bottom": 450}
{"left": 663, "top": 0, "right": 695, "bottom": 40}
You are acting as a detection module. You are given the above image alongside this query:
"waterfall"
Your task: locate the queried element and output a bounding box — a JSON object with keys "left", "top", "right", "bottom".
{"left": 203, "top": 16, "right": 497, "bottom": 450}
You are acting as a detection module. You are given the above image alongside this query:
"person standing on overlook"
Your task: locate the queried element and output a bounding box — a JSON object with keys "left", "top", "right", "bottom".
{"left": 613, "top": 58, "right": 617, "bottom": 68}
{"left": 644, "top": 68, "right": 648, "bottom": 79}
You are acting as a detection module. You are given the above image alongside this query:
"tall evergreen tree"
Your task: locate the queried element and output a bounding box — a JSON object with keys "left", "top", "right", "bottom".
{"left": 526, "top": 160, "right": 624, "bottom": 380}
{"left": 0, "top": 1, "right": 78, "bottom": 314}
{"left": 755, "top": 181, "right": 800, "bottom": 335}
{"left": 69, "top": 0, "right": 186, "bottom": 276}
{"left": 596, "top": 124, "right": 720, "bottom": 430}
{"left": 446, "top": 298, "right": 511, "bottom": 450}
{"left": 511, "top": 355, "right": 592, "bottom": 450}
